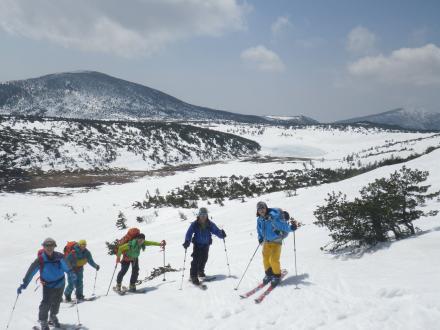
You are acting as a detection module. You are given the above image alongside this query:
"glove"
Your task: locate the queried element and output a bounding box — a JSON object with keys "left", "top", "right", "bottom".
{"left": 182, "top": 240, "right": 190, "bottom": 249}
{"left": 160, "top": 240, "right": 166, "bottom": 249}
{"left": 17, "top": 283, "right": 26, "bottom": 295}
{"left": 221, "top": 229, "right": 227, "bottom": 238}
{"left": 290, "top": 220, "right": 298, "bottom": 231}
{"left": 95, "top": 265, "right": 100, "bottom": 271}
{"left": 116, "top": 256, "right": 121, "bottom": 264}
{"left": 258, "top": 238, "right": 263, "bottom": 244}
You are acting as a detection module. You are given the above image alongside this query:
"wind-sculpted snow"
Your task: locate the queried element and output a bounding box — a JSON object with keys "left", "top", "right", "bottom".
{"left": 0, "top": 116, "right": 260, "bottom": 175}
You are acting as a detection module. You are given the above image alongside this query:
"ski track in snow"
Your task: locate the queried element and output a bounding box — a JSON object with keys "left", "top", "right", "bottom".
{"left": 1, "top": 126, "right": 440, "bottom": 330}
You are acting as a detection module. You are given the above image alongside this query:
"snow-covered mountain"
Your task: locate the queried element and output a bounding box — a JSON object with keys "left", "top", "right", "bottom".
{"left": 337, "top": 108, "right": 440, "bottom": 131}
{"left": 0, "top": 116, "right": 260, "bottom": 180}
{"left": 0, "top": 71, "right": 315, "bottom": 125}
{"left": 264, "top": 115, "right": 318, "bottom": 125}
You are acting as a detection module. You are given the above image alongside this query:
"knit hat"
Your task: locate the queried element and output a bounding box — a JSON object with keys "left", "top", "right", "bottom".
{"left": 256, "top": 201, "right": 267, "bottom": 210}
{"left": 78, "top": 239, "right": 87, "bottom": 246}
{"left": 42, "top": 237, "right": 57, "bottom": 247}
{"left": 198, "top": 207, "right": 208, "bottom": 216}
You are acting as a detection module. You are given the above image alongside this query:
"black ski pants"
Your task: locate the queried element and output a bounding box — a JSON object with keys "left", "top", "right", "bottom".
{"left": 116, "top": 258, "right": 139, "bottom": 285}
{"left": 39, "top": 285, "right": 64, "bottom": 322}
{"left": 190, "top": 244, "right": 210, "bottom": 277}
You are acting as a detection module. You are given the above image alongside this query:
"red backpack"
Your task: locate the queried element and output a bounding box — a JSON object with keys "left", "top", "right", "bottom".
{"left": 64, "top": 241, "right": 77, "bottom": 257}
{"left": 114, "top": 228, "right": 140, "bottom": 254}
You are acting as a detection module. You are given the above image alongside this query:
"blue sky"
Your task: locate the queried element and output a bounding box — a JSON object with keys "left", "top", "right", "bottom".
{"left": 1, "top": 0, "right": 439, "bottom": 121}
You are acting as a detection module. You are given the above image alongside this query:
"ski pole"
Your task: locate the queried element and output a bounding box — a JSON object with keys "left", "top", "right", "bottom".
{"left": 222, "top": 238, "right": 231, "bottom": 277}
{"left": 106, "top": 264, "right": 118, "bottom": 296}
{"left": 234, "top": 242, "right": 261, "bottom": 290}
{"left": 74, "top": 298, "right": 82, "bottom": 327}
{"left": 162, "top": 246, "right": 166, "bottom": 282}
{"left": 92, "top": 269, "right": 98, "bottom": 296}
{"left": 293, "top": 231, "right": 299, "bottom": 290}
{"left": 179, "top": 248, "right": 188, "bottom": 290}
{"left": 5, "top": 294, "right": 19, "bottom": 330}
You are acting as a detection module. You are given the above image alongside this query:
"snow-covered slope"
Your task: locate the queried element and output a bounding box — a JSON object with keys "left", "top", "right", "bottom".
{"left": 0, "top": 72, "right": 315, "bottom": 125}
{"left": 1, "top": 125, "right": 439, "bottom": 330}
{"left": 0, "top": 116, "right": 260, "bottom": 175}
{"left": 337, "top": 108, "right": 440, "bottom": 131}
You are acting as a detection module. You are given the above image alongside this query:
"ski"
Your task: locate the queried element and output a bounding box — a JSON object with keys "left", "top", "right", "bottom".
{"left": 254, "top": 270, "right": 288, "bottom": 304}
{"left": 193, "top": 283, "right": 208, "bottom": 290}
{"left": 65, "top": 296, "right": 100, "bottom": 307}
{"left": 240, "top": 269, "right": 288, "bottom": 299}
{"left": 200, "top": 276, "right": 216, "bottom": 282}
{"left": 239, "top": 281, "right": 268, "bottom": 299}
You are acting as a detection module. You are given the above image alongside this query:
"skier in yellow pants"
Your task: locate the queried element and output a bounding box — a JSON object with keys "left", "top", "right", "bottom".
{"left": 256, "top": 201, "right": 298, "bottom": 286}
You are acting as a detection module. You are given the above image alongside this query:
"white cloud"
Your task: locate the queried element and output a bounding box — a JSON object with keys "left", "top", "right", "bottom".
{"left": 271, "top": 16, "right": 291, "bottom": 36}
{"left": 240, "top": 45, "right": 285, "bottom": 72}
{"left": 348, "top": 44, "right": 440, "bottom": 86}
{"left": 0, "top": 0, "right": 247, "bottom": 57}
{"left": 346, "top": 26, "right": 376, "bottom": 54}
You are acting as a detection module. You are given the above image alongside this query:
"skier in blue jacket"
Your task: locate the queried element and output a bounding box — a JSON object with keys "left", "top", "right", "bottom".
{"left": 17, "top": 238, "right": 76, "bottom": 330}
{"left": 183, "top": 207, "right": 226, "bottom": 285}
{"left": 256, "top": 201, "right": 299, "bottom": 286}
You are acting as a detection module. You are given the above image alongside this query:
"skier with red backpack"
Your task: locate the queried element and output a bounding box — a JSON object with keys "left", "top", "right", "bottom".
{"left": 17, "top": 238, "right": 76, "bottom": 330}
{"left": 115, "top": 230, "right": 166, "bottom": 293}
{"left": 64, "top": 239, "right": 100, "bottom": 302}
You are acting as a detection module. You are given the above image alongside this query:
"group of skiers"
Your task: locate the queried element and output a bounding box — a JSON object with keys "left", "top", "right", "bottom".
{"left": 16, "top": 201, "right": 299, "bottom": 329}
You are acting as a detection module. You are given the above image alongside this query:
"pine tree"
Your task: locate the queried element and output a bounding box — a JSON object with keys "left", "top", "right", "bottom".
{"left": 116, "top": 211, "right": 128, "bottom": 230}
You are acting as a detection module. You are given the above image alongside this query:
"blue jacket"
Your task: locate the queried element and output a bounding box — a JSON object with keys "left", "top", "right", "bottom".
{"left": 257, "top": 208, "right": 294, "bottom": 243}
{"left": 65, "top": 244, "right": 98, "bottom": 271}
{"left": 22, "top": 251, "right": 72, "bottom": 289}
{"left": 185, "top": 219, "right": 225, "bottom": 246}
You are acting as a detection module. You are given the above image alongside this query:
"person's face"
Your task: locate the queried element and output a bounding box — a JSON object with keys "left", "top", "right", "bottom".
{"left": 257, "top": 206, "right": 267, "bottom": 216}
{"left": 43, "top": 244, "right": 55, "bottom": 256}
{"left": 79, "top": 244, "right": 86, "bottom": 251}
{"left": 199, "top": 214, "right": 208, "bottom": 222}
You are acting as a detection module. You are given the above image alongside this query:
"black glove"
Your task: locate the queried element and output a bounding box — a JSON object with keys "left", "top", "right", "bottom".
{"left": 290, "top": 221, "right": 298, "bottom": 231}
{"left": 17, "top": 283, "right": 26, "bottom": 295}
{"left": 258, "top": 238, "right": 263, "bottom": 244}
{"left": 95, "top": 265, "right": 100, "bottom": 271}
{"left": 182, "top": 240, "right": 190, "bottom": 249}
{"left": 221, "top": 229, "right": 227, "bottom": 238}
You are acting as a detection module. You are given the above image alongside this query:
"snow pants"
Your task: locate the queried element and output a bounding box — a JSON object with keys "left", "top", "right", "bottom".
{"left": 117, "top": 258, "right": 139, "bottom": 285}
{"left": 64, "top": 267, "right": 84, "bottom": 298}
{"left": 39, "top": 285, "right": 64, "bottom": 322}
{"left": 262, "top": 242, "right": 282, "bottom": 275}
{"left": 190, "top": 244, "right": 209, "bottom": 277}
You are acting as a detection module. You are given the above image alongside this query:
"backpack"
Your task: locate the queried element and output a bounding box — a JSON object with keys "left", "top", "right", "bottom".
{"left": 114, "top": 228, "right": 140, "bottom": 254}
{"left": 64, "top": 241, "right": 77, "bottom": 257}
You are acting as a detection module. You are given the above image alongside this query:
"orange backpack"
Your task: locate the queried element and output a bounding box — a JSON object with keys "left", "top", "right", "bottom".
{"left": 64, "top": 241, "right": 77, "bottom": 257}
{"left": 114, "top": 228, "right": 140, "bottom": 254}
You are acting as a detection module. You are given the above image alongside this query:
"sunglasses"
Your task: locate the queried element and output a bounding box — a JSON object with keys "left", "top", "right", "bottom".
{"left": 43, "top": 244, "right": 56, "bottom": 248}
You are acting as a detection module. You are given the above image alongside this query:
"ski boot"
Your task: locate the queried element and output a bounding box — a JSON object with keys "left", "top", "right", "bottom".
{"left": 198, "top": 271, "right": 206, "bottom": 279}
{"left": 115, "top": 283, "right": 122, "bottom": 292}
{"left": 129, "top": 284, "right": 136, "bottom": 292}
{"left": 49, "top": 315, "right": 60, "bottom": 328}
{"left": 262, "top": 268, "right": 273, "bottom": 285}
{"left": 191, "top": 276, "right": 200, "bottom": 285}
{"left": 39, "top": 320, "right": 50, "bottom": 330}
{"left": 64, "top": 294, "right": 72, "bottom": 302}
{"left": 76, "top": 294, "right": 85, "bottom": 301}
{"left": 271, "top": 274, "right": 281, "bottom": 287}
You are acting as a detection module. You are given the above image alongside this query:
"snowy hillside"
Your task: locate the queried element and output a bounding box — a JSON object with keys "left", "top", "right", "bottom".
{"left": 0, "top": 116, "right": 260, "bottom": 190}
{"left": 337, "top": 107, "right": 440, "bottom": 131}
{"left": 1, "top": 124, "right": 440, "bottom": 330}
{"left": 0, "top": 71, "right": 316, "bottom": 125}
